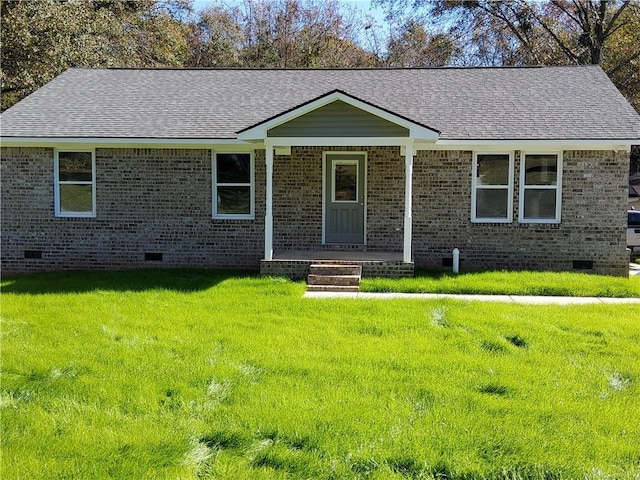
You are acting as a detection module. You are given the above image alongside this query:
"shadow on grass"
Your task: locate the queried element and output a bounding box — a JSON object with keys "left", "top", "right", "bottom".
{"left": 0, "top": 268, "right": 259, "bottom": 294}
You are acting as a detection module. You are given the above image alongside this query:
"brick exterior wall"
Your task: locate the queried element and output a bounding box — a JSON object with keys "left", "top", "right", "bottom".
{"left": 1, "top": 147, "right": 265, "bottom": 272}
{"left": 411, "top": 149, "right": 629, "bottom": 276}
{"left": 1, "top": 146, "right": 629, "bottom": 276}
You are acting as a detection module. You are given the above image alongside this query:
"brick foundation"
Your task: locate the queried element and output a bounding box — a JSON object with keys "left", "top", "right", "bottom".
{"left": 260, "top": 259, "right": 414, "bottom": 280}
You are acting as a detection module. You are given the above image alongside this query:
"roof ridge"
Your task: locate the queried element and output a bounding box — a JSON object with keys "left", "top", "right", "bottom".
{"left": 66, "top": 65, "right": 601, "bottom": 72}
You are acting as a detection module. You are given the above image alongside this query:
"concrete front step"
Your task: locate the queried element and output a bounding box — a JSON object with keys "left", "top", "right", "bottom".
{"left": 306, "top": 284, "right": 360, "bottom": 293}
{"left": 307, "top": 264, "right": 362, "bottom": 292}
{"left": 309, "top": 264, "right": 362, "bottom": 276}
{"left": 308, "top": 274, "right": 360, "bottom": 287}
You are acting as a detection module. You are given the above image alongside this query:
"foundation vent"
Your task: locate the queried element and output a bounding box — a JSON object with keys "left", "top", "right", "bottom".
{"left": 572, "top": 260, "right": 594, "bottom": 270}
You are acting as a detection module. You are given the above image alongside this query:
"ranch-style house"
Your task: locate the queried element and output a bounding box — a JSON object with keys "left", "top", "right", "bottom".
{"left": 1, "top": 66, "right": 639, "bottom": 277}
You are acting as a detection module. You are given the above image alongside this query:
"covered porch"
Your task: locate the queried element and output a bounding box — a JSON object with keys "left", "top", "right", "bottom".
{"left": 237, "top": 90, "right": 439, "bottom": 279}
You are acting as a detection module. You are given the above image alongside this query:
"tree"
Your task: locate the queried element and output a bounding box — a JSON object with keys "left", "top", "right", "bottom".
{"left": 185, "top": 0, "right": 378, "bottom": 68}
{"left": 186, "top": 6, "right": 244, "bottom": 67}
{"left": 386, "top": 19, "right": 457, "bottom": 67}
{"left": 375, "top": 0, "right": 640, "bottom": 111}
{"left": 600, "top": 3, "right": 640, "bottom": 111}
{"left": 1, "top": 0, "right": 192, "bottom": 111}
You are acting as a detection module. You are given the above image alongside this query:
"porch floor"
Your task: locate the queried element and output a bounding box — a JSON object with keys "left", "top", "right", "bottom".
{"left": 272, "top": 250, "right": 403, "bottom": 262}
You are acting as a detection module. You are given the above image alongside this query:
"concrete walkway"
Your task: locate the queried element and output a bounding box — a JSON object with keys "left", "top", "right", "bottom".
{"left": 303, "top": 291, "right": 640, "bottom": 304}
{"left": 304, "top": 263, "right": 640, "bottom": 304}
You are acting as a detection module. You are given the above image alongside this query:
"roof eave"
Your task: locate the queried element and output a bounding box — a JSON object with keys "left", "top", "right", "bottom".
{"left": 0, "top": 137, "right": 253, "bottom": 149}
{"left": 430, "top": 138, "right": 638, "bottom": 151}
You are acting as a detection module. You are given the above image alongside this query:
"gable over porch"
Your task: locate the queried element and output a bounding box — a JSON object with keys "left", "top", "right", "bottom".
{"left": 237, "top": 90, "right": 439, "bottom": 276}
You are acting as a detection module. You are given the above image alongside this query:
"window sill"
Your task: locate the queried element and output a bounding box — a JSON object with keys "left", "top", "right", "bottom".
{"left": 518, "top": 219, "right": 561, "bottom": 225}
{"left": 55, "top": 213, "right": 96, "bottom": 219}
{"left": 471, "top": 218, "right": 513, "bottom": 224}
{"left": 212, "top": 216, "right": 255, "bottom": 221}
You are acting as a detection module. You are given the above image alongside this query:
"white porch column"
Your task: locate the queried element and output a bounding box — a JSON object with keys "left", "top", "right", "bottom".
{"left": 265, "top": 141, "right": 274, "bottom": 260}
{"left": 403, "top": 144, "right": 414, "bottom": 263}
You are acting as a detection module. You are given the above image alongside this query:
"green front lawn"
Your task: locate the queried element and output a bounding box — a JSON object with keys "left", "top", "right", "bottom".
{"left": 2, "top": 269, "right": 639, "bottom": 479}
{"left": 362, "top": 269, "right": 640, "bottom": 297}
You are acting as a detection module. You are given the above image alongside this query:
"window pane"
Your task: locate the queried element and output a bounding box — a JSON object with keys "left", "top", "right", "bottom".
{"left": 524, "top": 154, "right": 558, "bottom": 186}
{"left": 476, "top": 154, "right": 509, "bottom": 185}
{"left": 476, "top": 189, "right": 508, "bottom": 218}
{"left": 334, "top": 163, "right": 357, "bottom": 201}
{"left": 59, "top": 152, "right": 92, "bottom": 181}
{"left": 217, "top": 154, "right": 250, "bottom": 183}
{"left": 60, "top": 184, "right": 93, "bottom": 213}
{"left": 524, "top": 189, "right": 556, "bottom": 219}
{"left": 217, "top": 186, "right": 250, "bottom": 215}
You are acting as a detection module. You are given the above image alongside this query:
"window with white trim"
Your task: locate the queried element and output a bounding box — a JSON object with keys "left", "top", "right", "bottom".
{"left": 54, "top": 150, "right": 96, "bottom": 217}
{"left": 519, "top": 152, "right": 562, "bottom": 223}
{"left": 471, "top": 152, "right": 513, "bottom": 222}
{"left": 213, "top": 152, "right": 254, "bottom": 219}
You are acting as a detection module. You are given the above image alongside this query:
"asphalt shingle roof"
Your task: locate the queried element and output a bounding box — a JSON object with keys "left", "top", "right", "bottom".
{"left": 2, "top": 66, "right": 639, "bottom": 141}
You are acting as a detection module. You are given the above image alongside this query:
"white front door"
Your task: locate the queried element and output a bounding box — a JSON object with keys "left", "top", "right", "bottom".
{"left": 324, "top": 153, "right": 365, "bottom": 244}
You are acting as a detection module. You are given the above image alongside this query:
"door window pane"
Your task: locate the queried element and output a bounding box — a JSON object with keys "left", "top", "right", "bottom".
{"left": 334, "top": 163, "right": 357, "bottom": 202}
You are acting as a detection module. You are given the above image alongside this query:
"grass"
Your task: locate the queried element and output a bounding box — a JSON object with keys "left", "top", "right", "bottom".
{"left": 2, "top": 269, "right": 640, "bottom": 479}
{"left": 361, "top": 269, "right": 640, "bottom": 297}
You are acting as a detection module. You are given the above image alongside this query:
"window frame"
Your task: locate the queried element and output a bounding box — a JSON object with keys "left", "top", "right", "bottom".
{"left": 519, "top": 151, "right": 563, "bottom": 224}
{"left": 471, "top": 151, "right": 514, "bottom": 223}
{"left": 54, "top": 149, "right": 96, "bottom": 218}
{"left": 212, "top": 151, "right": 255, "bottom": 220}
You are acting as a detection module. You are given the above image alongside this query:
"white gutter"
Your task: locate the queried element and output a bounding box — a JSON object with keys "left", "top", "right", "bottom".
{"left": 429, "top": 139, "right": 638, "bottom": 152}
{"left": 0, "top": 137, "right": 253, "bottom": 149}
{"left": 1, "top": 137, "right": 637, "bottom": 152}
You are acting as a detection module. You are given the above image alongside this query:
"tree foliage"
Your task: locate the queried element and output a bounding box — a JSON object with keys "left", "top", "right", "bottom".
{"left": 1, "top": 0, "right": 385, "bottom": 110}
{"left": 2, "top": 0, "right": 638, "bottom": 115}
{"left": 375, "top": 0, "right": 640, "bottom": 112}
{"left": 386, "top": 20, "right": 457, "bottom": 67}
{"left": 187, "top": 0, "right": 378, "bottom": 68}
{"left": 0, "top": 0, "right": 192, "bottom": 110}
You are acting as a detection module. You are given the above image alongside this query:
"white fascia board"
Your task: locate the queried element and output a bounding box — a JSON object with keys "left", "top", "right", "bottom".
{"left": 428, "top": 139, "right": 638, "bottom": 152}
{"left": 0, "top": 137, "right": 253, "bottom": 149}
{"left": 237, "top": 91, "right": 440, "bottom": 142}
{"left": 264, "top": 137, "right": 416, "bottom": 147}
